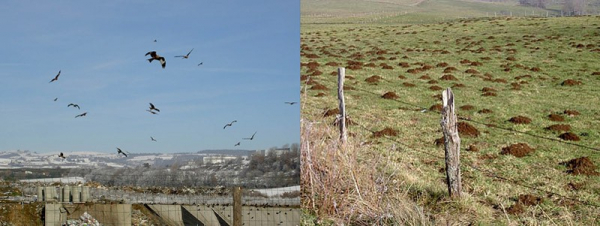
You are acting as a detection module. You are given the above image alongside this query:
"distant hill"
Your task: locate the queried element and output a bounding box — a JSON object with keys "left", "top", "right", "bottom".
{"left": 197, "top": 149, "right": 253, "bottom": 156}
{"left": 301, "top": 0, "right": 600, "bottom": 24}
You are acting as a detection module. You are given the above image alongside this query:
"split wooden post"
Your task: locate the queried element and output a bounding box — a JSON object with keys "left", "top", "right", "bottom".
{"left": 233, "top": 186, "right": 242, "bottom": 226}
{"left": 338, "top": 67, "right": 347, "bottom": 144}
{"left": 441, "top": 88, "right": 461, "bottom": 198}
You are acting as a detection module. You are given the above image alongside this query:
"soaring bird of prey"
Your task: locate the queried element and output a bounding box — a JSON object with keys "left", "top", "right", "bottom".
{"left": 284, "top": 102, "right": 298, "bottom": 105}
{"left": 75, "top": 112, "right": 87, "bottom": 118}
{"left": 67, "top": 103, "right": 80, "bottom": 109}
{"left": 58, "top": 152, "right": 66, "bottom": 159}
{"left": 146, "top": 109, "right": 158, "bottom": 115}
{"left": 117, "top": 148, "right": 128, "bottom": 157}
{"left": 49, "top": 70, "right": 61, "bottom": 83}
{"left": 223, "top": 120, "right": 237, "bottom": 129}
{"left": 175, "top": 48, "right": 194, "bottom": 59}
{"left": 149, "top": 103, "right": 160, "bottom": 112}
{"left": 151, "top": 137, "right": 157, "bottom": 142}
{"left": 234, "top": 142, "right": 241, "bottom": 146}
{"left": 243, "top": 131, "right": 257, "bottom": 140}
{"left": 145, "top": 51, "right": 166, "bottom": 68}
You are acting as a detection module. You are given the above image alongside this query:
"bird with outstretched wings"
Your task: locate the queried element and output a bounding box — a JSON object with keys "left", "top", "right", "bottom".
{"left": 175, "top": 48, "right": 194, "bottom": 59}
{"left": 49, "top": 70, "right": 61, "bottom": 83}
{"left": 145, "top": 51, "right": 166, "bottom": 68}
{"left": 243, "top": 131, "right": 257, "bottom": 140}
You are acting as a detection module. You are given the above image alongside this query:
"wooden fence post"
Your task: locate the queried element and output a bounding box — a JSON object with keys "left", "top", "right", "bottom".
{"left": 233, "top": 187, "right": 242, "bottom": 226}
{"left": 441, "top": 88, "right": 461, "bottom": 198}
{"left": 338, "top": 67, "right": 347, "bottom": 144}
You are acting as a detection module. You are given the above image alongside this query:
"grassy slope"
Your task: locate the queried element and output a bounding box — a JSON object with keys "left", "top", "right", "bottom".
{"left": 301, "top": 14, "right": 600, "bottom": 225}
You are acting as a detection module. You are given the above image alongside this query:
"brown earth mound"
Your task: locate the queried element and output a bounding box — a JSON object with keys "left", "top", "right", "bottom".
{"left": 592, "top": 71, "right": 600, "bottom": 75}
{"left": 372, "top": 127, "right": 399, "bottom": 138}
{"left": 440, "top": 74, "right": 458, "bottom": 81}
{"left": 365, "top": 75, "right": 382, "bottom": 83}
{"left": 560, "top": 157, "right": 599, "bottom": 176}
{"left": 507, "top": 202, "right": 524, "bottom": 215}
{"left": 403, "top": 82, "right": 416, "bottom": 87}
{"left": 419, "top": 75, "right": 431, "bottom": 80}
{"left": 467, "top": 144, "right": 479, "bottom": 152}
{"left": 429, "top": 104, "right": 443, "bottom": 112}
{"left": 429, "top": 86, "right": 443, "bottom": 91}
{"left": 322, "top": 108, "right": 340, "bottom": 117}
{"left": 427, "top": 80, "right": 438, "bottom": 84}
{"left": 519, "top": 194, "right": 543, "bottom": 206}
{"left": 458, "top": 122, "right": 480, "bottom": 137}
{"left": 478, "top": 109, "right": 493, "bottom": 114}
{"left": 548, "top": 113, "right": 564, "bottom": 121}
{"left": 443, "top": 67, "right": 458, "bottom": 73}
{"left": 500, "top": 143, "right": 535, "bottom": 157}
{"left": 460, "top": 105, "right": 475, "bottom": 111}
{"left": 437, "top": 62, "right": 449, "bottom": 67}
{"left": 561, "top": 79, "right": 582, "bottom": 86}
{"left": 559, "top": 132, "right": 580, "bottom": 141}
{"left": 310, "top": 84, "right": 328, "bottom": 90}
{"left": 315, "top": 93, "right": 326, "bottom": 97}
{"left": 509, "top": 116, "right": 532, "bottom": 124}
{"left": 398, "top": 75, "right": 407, "bottom": 79}
{"left": 482, "top": 92, "right": 497, "bottom": 97}
{"left": 481, "top": 87, "right": 497, "bottom": 92}
{"left": 398, "top": 62, "right": 410, "bottom": 68}
{"left": 545, "top": 124, "right": 571, "bottom": 132}
{"left": 452, "top": 83, "right": 465, "bottom": 88}
{"left": 465, "top": 69, "right": 480, "bottom": 74}
{"left": 382, "top": 92, "right": 399, "bottom": 100}
{"left": 564, "top": 110, "right": 580, "bottom": 116}
{"left": 325, "top": 62, "right": 339, "bottom": 66}
{"left": 434, "top": 137, "right": 444, "bottom": 146}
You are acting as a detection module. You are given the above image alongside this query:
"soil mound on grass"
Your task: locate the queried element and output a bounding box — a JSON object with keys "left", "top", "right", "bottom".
{"left": 509, "top": 116, "right": 532, "bottom": 124}
{"left": 564, "top": 110, "right": 580, "bottom": 116}
{"left": 310, "top": 84, "right": 328, "bottom": 90}
{"left": 561, "top": 79, "right": 582, "bottom": 86}
{"left": 500, "top": 143, "right": 534, "bottom": 157}
{"left": 519, "top": 194, "right": 543, "bottom": 206}
{"left": 440, "top": 74, "right": 458, "bottom": 81}
{"left": 459, "top": 105, "right": 475, "bottom": 111}
{"left": 403, "top": 82, "right": 416, "bottom": 87}
{"left": 458, "top": 122, "right": 480, "bottom": 137}
{"left": 322, "top": 108, "right": 340, "bottom": 117}
{"left": 467, "top": 144, "right": 479, "bottom": 152}
{"left": 315, "top": 93, "right": 326, "bottom": 97}
{"left": 478, "top": 109, "right": 493, "bottom": 114}
{"left": 365, "top": 75, "right": 382, "bottom": 84}
{"left": 382, "top": 92, "right": 399, "bottom": 100}
{"left": 559, "top": 132, "right": 580, "bottom": 141}
{"left": 545, "top": 124, "right": 571, "bottom": 132}
{"left": 507, "top": 202, "right": 524, "bottom": 215}
{"left": 372, "top": 127, "right": 399, "bottom": 138}
{"left": 429, "top": 104, "right": 443, "bottom": 112}
{"left": 429, "top": 85, "right": 443, "bottom": 91}
{"left": 548, "top": 113, "right": 565, "bottom": 121}
{"left": 560, "top": 157, "right": 599, "bottom": 176}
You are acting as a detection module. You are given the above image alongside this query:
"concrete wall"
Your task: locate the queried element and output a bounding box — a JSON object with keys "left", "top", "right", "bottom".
{"left": 37, "top": 186, "right": 90, "bottom": 203}
{"left": 45, "top": 203, "right": 131, "bottom": 226}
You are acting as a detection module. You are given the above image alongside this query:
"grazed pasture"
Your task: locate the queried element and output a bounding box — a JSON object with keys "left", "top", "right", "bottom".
{"left": 301, "top": 16, "right": 600, "bottom": 225}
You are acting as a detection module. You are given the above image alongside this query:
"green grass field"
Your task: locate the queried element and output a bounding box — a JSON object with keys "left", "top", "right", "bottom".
{"left": 301, "top": 11, "right": 600, "bottom": 225}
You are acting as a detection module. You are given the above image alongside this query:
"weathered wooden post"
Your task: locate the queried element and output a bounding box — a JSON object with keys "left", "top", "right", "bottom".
{"left": 441, "top": 88, "right": 461, "bottom": 198}
{"left": 338, "top": 67, "right": 348, "bottom": 144}
{"left": 233, "top": 187, "right": 242, "bottom": 226}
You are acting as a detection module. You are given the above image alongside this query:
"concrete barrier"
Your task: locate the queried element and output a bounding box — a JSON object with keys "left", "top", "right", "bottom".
{"left": 45, "top": 203, "right": 131, "bottom": 226}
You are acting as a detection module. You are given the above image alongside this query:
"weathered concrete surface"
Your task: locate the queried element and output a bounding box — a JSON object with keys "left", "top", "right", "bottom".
{"left": 45, "top": 203, "right": 131, "bottom": 226}
{"left": 147, "top": 204, "right": 301, "bottom": 226}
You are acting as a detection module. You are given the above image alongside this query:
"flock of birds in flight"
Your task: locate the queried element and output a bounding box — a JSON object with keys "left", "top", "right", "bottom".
{"left": 49, "top": 41, "right": 297, "bottom": 161}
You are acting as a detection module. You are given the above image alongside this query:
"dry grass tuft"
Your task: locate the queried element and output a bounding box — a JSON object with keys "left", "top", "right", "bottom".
{"left": 301, "top": 119, "right": 430, "bottom": 225}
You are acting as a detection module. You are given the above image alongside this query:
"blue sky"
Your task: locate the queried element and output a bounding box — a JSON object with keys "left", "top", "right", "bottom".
{"left": 0, "top": 1, "right": 300, "bottom": 154}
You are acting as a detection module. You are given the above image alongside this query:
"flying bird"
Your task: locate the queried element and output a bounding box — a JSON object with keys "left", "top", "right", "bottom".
{"left": 223, "top": 120, "right": 237, "bottom": 129}
{"left": 146, "top": 110, "right": 158, "bottom": 115}
{"left": 243, "top": 131, "right": 257, "bottom": 140}
{"left": 117, "top": 148, "right": 128, "bottom": 157}
{"left": 67, "top": 103, "right": 80, "bottom": 109}
{"left": 49, "top": 70, "right": 61, "bottom": 83}
{"left": 149, "top": 103, "right": 160, "bottom": 112}
{"left": 54, "top": 98, "right": 58, "bottom": 101}
{"left": 151, "top": 137, "right": 157, "bottom": 142}
{"left": 284, "top": 102, "right": 298, "bottom": 105}
{"left": 175, "top": 48, "right": 194, "bottom": 59}
{"left": 197, "top": 62, "right": 203, "bottom": 66}
{"left": 75, "top": 112, "right": 87, "bottom": 118}
{"left": 145, "top": 51, "right": 166, "bottom": 68}
{"left": 234, "top": 142, "right": 241, "bottom": 146}
{"left": 58, "top": 152, "right": 66, "bottom": 159}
